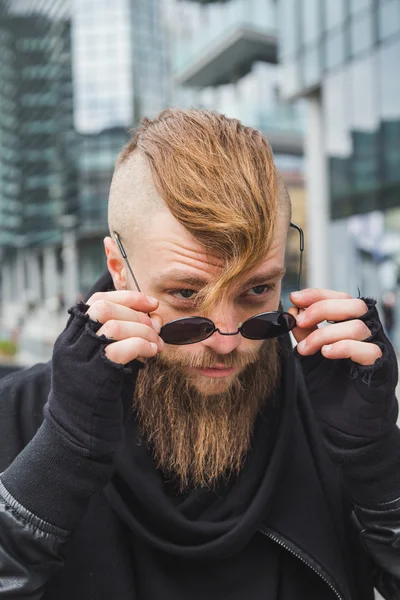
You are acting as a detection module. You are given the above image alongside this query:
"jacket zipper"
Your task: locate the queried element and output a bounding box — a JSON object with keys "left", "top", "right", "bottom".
{"left": 259, "top": 528, "right": 344, "bottom": 600}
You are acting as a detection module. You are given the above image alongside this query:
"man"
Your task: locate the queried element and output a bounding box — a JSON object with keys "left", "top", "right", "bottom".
{"left": 0, "top": 109, "right": 400, "bottom": 599}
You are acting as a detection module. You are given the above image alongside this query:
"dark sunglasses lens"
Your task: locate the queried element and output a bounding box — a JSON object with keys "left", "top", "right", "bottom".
{"left": 160, "top": 317, "right": 215, "bottom": 345}
{"left": 241, "top": 311, "right": 296, "bottom": 340}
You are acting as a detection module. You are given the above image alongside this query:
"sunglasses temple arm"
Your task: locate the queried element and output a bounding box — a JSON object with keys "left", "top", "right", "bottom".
{"left": 290, "top": 223, "right": 304, "bottom": 292}
{"left": 114, "top": 232, "right": 143, "bottom": 293}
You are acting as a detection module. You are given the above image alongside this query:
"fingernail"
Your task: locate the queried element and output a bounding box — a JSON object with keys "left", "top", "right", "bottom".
{"left": 292, "top": 291, "right": 302, "bottom": 298}
{"left": 147, "top": 295, "right": 158, "bottom": 305}
{"left": 296, "top": 313, "right": 305, "bottom": 325}
{"left": 151, "top": 318, "right": 161, "bottom": 333}
{"left": 323, "top": 344, "right": 332, "bottom": 353}
{"left": 150, "top": 343, "right": 158, "bottom": 352}
{"left": 159, "top": 337, "right": 165, "bottom": 349}
{"left": 297, "top": 340, "right": 306, "bottom": 352}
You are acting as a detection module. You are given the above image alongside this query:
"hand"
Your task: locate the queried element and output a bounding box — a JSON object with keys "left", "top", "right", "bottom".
{"left": 44, "top": 292, "right": 164, "bottom": 459}
{"left": 288, "top": 288, "right": 383, "bottom": 366}
{"left": 86, "top": 291, "right": 164, "bottom": 365}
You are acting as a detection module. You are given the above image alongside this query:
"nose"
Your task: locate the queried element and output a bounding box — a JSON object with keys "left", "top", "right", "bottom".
{"left": 201, "top": 322, "right": 242, "bottom": 355}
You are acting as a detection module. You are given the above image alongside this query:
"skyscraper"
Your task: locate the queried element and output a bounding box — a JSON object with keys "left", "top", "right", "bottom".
{"left": 0, "top": 0, "right": 169, "bottom": 360}
{"left": 278, "top": 0, "right": 400, "bottom": 340}
{"left": 0, "top": 0, "right": 76, "bottom": 325}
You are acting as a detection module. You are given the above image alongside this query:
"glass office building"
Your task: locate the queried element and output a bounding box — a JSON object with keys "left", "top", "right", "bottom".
{"left": 279, "top": 0, "right": 400, "bottom": 343}
{"left": 0, "top": 0, "right": 169, "bottom": 353}
{"left": 73, "top": 0, "right": 168, "bottom": 293}
{"left": 0, "top": 0, "right": 77, "bottom": 323}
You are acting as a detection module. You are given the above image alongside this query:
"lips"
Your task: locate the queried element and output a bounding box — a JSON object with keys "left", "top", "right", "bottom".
{"left": 190, "top": 366, "right": 238, "bottom": 378}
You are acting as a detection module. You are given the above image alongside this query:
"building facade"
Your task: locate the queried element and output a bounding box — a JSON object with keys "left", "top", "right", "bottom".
{"left": 279, "top": 0, "right": 400, "bottom": 344}
{"left": 0, "top": 0, "right": 76, "bottom": 328}
{"left": 0, "top": 0, "right": 169, "bottom": 362}
{"left": 73, "top": 0, "right": 169, "bottom": 294}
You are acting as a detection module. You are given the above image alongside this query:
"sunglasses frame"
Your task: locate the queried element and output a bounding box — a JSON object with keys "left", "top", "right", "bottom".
{"left": 114, "top": 222, "right": 304, "bottom": 345}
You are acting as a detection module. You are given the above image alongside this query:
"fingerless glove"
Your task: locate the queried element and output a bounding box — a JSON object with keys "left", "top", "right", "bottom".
{"left": 1, "top": 303, "right": 140, "bottom": 529}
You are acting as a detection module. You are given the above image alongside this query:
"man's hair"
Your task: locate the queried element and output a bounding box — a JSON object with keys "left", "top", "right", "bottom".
{"left": 109, "top": 108, "right": 290, "bottom": 310}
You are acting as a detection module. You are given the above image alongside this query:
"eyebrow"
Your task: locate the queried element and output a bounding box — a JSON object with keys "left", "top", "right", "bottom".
{"left": 156, "top": 266, "right": 287, "bottom": 289}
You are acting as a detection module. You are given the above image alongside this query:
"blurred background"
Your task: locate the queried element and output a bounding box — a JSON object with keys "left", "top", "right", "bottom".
{"left": 0, "top": 0, "right": 399, "bottom": 373}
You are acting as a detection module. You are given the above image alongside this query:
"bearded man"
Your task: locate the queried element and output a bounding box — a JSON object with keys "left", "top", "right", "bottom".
{"left": 1, "top": 109, "right": 400, "bottom": 599}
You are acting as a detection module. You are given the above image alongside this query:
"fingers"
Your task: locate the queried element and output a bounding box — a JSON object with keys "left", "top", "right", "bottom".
{"left": 290, "top": 289, "right": 352, "bottom": 308}
{"left": 321, "top": 339, "right": 382, "bottom": 366}
{"left": 287, "top": 306, "right": 317, "bottom": 344}
{"left": 87, "top": 298, "right": 155, "bottom": 328}
{"left": 105, "top": 337, "right": 162, "bottom": 365}
{"left": 289, "top": 289, "right": 381, "bottom": 366}
{"left": 97, "top": 320, "right": 164, "bottom": 352}
{"left": 85, "top": 292, "right": 165, "bottom": 365}
{"left": 87, "top": 291, "right": 158, "bottom": 313}
{"left": 294, "top": 298, "right": 368, "bottom": 329}
{"left": 296, "top": 319, "right": 372, "bottom": 356}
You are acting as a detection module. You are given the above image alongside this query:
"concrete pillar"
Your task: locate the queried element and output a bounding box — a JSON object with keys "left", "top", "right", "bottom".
{"left": 0, "top": 260, "right": 13, "bottom": 323}
{"left": 304, "top": 91, "right": 330, "bottom": 289}
{"left": 15, "top": 248, "right": 26, "bottom": 312}
{"left": 61, "top": 215, "right": 79, "bottom": 309}
{"left": 26, "top": 251, "right": 41, "bottom": 306}
{"left": 43, "top": 246, "right": 59, "bottom": 304}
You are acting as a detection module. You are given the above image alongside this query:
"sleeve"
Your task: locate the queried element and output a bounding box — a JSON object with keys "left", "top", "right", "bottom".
{"left": 0, "top": 476, "right": 71, "bottom": 599}
{"left": 0, "top": 304, "right": 139, "bottom": 597}
{"left": 296, "top": 297, "right": 400, "bottom": 595}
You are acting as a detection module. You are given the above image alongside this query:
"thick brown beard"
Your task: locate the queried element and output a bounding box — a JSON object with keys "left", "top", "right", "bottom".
{"left": 133, "top": 339, "right": 281, "bottom": 492}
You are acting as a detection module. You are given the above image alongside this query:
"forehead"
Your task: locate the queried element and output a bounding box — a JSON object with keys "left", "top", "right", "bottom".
{"left": 137, "top": 206, "right": 288, "bottom": 284}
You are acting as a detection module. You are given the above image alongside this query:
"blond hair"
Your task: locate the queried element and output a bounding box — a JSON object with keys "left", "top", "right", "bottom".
{"left": 110, "top": 108, "right": 287, "bottom": 310}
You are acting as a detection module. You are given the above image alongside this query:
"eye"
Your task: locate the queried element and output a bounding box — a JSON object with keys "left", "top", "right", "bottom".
{"left": 244, "top": 284, "right": 274, "bottom": 297}
{"left": 170, "top": 288, "right": 198, "bottom": 300}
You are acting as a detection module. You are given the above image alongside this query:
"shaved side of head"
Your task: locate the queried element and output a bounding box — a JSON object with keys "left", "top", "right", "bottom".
{"left": 108, "top": 150, "right": 165, "bottom": 252}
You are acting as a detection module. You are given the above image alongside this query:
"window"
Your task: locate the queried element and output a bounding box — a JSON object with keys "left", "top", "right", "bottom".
{"left": 302, "top": 44, "right": 320, "bottom": 88}
{"left": 301, "top": 0, "right": 321, "bottom": 45}
{"left": 379, "top": 39, "right": 400, "bottom": 185}
{"left": 350, "top": 9, "right": 374, "bottom": 55}
{"left": 349, "top": 0, "right": 372, "bottom": 15}
{"left": 378, "top": 0, "right": 400, "bottom": 41}
{"left": 325, "top": 27, "right": 346, "bottom": 70}
{"left": 324, "top": 0, "right": 346, "bottom": 30}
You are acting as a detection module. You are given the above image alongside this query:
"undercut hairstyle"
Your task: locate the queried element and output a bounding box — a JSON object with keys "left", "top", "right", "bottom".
{"left": 109, "top": 108, "right": 291, "bottom": 311}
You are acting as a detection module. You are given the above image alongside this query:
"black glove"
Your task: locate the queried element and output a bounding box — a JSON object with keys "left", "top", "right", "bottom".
{"left": 44, "top": 302, "right": 138, "bottom": 459}
{"left": 297, "top": 298, "right": 400, "bottom": 504}
{"left": 297, "top": 297, "right": 398, "bottom": 441}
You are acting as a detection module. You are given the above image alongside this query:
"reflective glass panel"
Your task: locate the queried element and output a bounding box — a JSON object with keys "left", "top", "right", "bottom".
{"left": 349, "top": 0, "right": 372, "bottom": 14}
{"left": 302, "top": 0, "right": 321, "bottom": 45}
{"left": 324, "top": 0, "right": 346, "bottom": 30}
{"left": 378, "top": 0, "right": 400, "bottom": 41}
{"left": 302, "top": 44, "right": 320, "bottom": 88}
{"left": 349, "top": 54, "right": 379, "bottom": 210}
{"left": 350, "top": 9, "right": 374, "bottom": 55}
{"left": 279, "top": 0, "right": 298, "bottom": 57}
{"left": 379, "top": 39, "right": 400, "bottom": 186}
{"left": 325, "top": 27, "right": 346, "bottom": 70}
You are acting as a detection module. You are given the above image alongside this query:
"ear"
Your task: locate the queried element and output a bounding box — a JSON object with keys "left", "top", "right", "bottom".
{"left": 104, "top": 236, "right": 127, "bottom": 290}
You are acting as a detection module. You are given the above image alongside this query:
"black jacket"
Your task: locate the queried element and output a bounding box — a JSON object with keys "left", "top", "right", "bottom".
{"left": 1, "top": 272, "right": 400, "bottom": 599}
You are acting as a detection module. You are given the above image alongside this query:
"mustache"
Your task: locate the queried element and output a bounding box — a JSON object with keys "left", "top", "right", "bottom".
{"left": 155, "top": 345, "right": 263, "bottom": 370}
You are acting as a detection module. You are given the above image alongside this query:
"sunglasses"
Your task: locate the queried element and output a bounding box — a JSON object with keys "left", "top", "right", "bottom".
{"left": 114, "top": 223, "right": 304, "bottom": 346}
